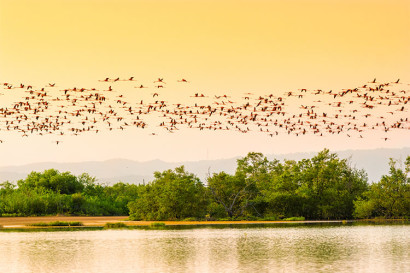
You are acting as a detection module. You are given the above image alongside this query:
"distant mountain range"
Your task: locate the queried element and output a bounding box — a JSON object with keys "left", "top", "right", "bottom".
{"left": 0, "top": 147, "right": 409, "bottom": 185}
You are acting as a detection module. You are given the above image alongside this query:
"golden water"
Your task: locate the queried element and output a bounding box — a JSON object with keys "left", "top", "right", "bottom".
{"left": 0, "top": 224, "right": 408, "bottom": 272}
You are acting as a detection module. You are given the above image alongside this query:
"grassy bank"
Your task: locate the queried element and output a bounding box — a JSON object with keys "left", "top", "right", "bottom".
{"left": 28, "top": 221, "right": 83, "bottom": 227}
{"left": 0, "top": 216, "right": 408, "bottom": 230}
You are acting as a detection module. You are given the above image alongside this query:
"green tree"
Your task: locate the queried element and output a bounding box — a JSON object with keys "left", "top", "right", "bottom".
{"left": 296, "top": 149, "right": 368, "bottom": 219}
{"left": 354, "top": 157, "right": 409, "bottom": 219}
{"left": 207, "top": 172, "right": 247, "bottom": 218}
{"left": 17, "top": 169, "right": 84, "bottom": 194}
{"left": 103, "top": 182, "right": 140, "bottom": 215}
{"left": 207, "top": 153, "right": 273, "bottom": 218}
{"left": 128, "top": 166, "right": 208, "bottom": 220}
{"left": 258, "top": 160, "right": 304, "bottom": 218}
{"left": 0, "top": 181, "right": 15, "bottom": 194}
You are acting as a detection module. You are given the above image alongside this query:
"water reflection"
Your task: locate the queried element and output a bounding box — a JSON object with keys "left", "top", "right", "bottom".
{"left": 0, "top": 224, "right": 408, "bottom": 273}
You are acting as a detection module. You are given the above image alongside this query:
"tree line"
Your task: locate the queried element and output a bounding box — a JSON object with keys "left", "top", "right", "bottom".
{"left": 0, "top": 149, "right": 408, "bottom": 220}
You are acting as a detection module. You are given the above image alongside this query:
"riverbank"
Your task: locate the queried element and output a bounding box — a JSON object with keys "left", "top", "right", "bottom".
{"left": 0, "top": 216, "right": 408, "bottom": 230}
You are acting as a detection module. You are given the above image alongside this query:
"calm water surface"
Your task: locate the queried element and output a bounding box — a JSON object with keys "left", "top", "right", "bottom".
{"left": 0, "top": 224, "right": 408, "bottom": 273}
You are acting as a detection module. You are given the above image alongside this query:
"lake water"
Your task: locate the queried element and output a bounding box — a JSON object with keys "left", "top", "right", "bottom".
{"left": 0, "top": 223, "right": 408, "bottom": 273}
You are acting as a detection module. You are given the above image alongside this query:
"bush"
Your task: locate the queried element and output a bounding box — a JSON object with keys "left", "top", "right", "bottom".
{"left": 1, "top": 213, "right": 22, "bottom": 217}
{"left": 262, "top": 216, "right": 279, "bottom": 221}
{"left": 28, "top": 221, "right": 83, "bottom": 227}
{"left": 182, "top": 217, "right": 198, "bottom": 221}
{"left": 207, "top": 202, "right": 228, "bottom": 219}
{"left": 150, "top": 222, "right": 166, "bottom": 227}
{"left": 104, "top": 222, "right": 127, "bottom": 229}
{"left": 283, "top": 216, "right": 305, "bottom": 221}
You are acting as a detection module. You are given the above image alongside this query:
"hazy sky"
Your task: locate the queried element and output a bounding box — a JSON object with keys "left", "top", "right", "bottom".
{"left": 0, "top": 0, "right": 409, "bottom": 166}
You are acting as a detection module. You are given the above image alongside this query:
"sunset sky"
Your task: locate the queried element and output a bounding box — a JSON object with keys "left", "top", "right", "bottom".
{"left": 0, "top": 0, "right": 409, "bottom": 166}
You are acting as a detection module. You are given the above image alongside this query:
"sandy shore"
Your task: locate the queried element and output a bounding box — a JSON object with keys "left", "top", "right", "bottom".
{"left": 0, "top": 216, "right": 353, "bottom": 229}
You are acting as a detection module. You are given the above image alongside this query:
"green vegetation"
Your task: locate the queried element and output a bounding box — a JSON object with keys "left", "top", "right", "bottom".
{"left": 28, "top": 221, "right": 83, "bottom": 227}
{"left": 150, "top": 222, "right": 166, "bottom": 227}
{"left": 354, "top": 157, "right": 410, "bottom": 219}
{"left": 0, "top": 149, "right": 408, "bottom": 220}
{"left": 104, "top": 222, "right": 127, "bottom": 229}
{"left": 284, "top": 217, "right": 305, "bottom": 221}
{"left": 206, "top": 150, "right": 369, "bottom": 220}
{"left": 0, "top": 171, "right": 139, "bottom": 216}
{"left": 128, "top": 166, "right": 208, "bottom": 221}
{"left": 183, "top": 217, "right": 199, "bottom": 221}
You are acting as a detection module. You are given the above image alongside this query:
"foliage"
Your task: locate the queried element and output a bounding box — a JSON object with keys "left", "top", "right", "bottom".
{"left": 0, "top": 170, "right": 139, "bottom": 217}
{"left": 0, "top": 150, "right": 408, "bottom": 220}
{"left": 207, "top": 149, "right": 368, "bottom": 220}
{"left": 354, "top": 157, "right": 409, "bottom": 219}
{"left": 261, "top": 216, "right": 279, "bottom": 221}
{"left": 293, "top": 149, "right": 368, "bottom": 219}
{"left": 104, "top": 222, "right": 127, "bottom": 229}
{"left": 29, "top": 221, "right": 83, "bottom": 226}
{"left": 150, "top": 222, "right": 166, "bottom": 227}
{"left": 283, "top": 217, "right": 305, "bottom": 221}
{"left": 17, "top": 169, "right": 84, "bottom": 195}
{"left": 128, "top": 166, "right": 208, "bottom": 220}
{"left": 207, "top": 172, "right": 247, "bottom": 218}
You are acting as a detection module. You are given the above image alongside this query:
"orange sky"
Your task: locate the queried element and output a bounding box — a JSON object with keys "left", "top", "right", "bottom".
{"left": 0, "top": 0, "right": 409, "bottom": 166}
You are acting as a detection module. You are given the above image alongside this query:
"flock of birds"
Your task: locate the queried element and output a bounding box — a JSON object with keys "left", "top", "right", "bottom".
{"left": 0, "top": 77, "right": 408, "bottom": 144}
